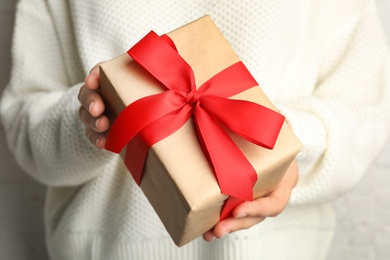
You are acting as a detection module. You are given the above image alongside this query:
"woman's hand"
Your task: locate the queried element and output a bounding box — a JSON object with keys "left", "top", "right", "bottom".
{"left": 203, "top": 159, "right": 299, "bottom": 241}
{"left": 78, "top": 64, "right": 110, "bottom": 149}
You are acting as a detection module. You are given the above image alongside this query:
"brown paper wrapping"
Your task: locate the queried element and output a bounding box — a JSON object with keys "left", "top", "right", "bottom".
{"left": 99, "top": 15, "right": 302, "bottom": 246}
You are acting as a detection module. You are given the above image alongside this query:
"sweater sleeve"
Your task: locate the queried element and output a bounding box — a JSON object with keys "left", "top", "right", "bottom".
{"left": 0, "top": 0, "right": 115, "bottom": 186}
{"left": 279, "top": 1, "right": 390, "bottom": 205}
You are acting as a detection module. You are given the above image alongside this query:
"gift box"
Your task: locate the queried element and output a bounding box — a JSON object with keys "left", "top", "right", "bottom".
{"left": 99, "top": 15, "right": 302, "bottom": 246}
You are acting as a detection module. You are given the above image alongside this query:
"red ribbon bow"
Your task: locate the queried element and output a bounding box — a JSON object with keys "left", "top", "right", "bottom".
{"left": 105, "top": 31, "right": 285, "bottom": 219}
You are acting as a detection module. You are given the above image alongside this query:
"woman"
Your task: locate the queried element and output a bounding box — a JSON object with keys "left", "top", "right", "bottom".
{"left": 1, "top": 0, "right": 390, "bottom": 259}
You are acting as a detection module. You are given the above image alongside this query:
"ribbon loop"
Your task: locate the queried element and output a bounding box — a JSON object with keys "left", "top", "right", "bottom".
{"left": 200, "top": 96, "right": 285, "bottom": 149}
{"left": 128, "top": 31, "right": 196, "bottom": 92}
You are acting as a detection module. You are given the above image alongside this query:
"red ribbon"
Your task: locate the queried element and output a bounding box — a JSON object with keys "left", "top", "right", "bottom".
{"left": 105, "top": 31, "right": 285, "bottom": 219}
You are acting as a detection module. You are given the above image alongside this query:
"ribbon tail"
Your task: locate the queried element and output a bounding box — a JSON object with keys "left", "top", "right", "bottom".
{"left": 124, "top": 136, "right": 149, "bottom": 185}
{"left": 220, "top": 197, "right": 245, "bottom": 220}
{"left": 124, "top": 105, "right": 193, "bottom": 185}
{"left": 194, "top": 105, "right": 257, "bottom": 208}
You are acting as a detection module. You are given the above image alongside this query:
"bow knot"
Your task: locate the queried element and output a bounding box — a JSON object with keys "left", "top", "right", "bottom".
{"left": 185, "top": 90, "right": 201, "bottom": 106}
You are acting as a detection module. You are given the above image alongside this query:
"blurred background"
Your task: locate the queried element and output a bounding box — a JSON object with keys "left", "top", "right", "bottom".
{"left": 1, "top": 1, "right": 390, "bottom": 259}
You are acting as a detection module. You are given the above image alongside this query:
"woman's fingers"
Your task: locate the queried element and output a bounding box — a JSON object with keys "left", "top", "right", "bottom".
{"left": 79, "top": 106, "right": 110, "bottom": 133}
{"left": 85, "top": 127, "right": 107, "bottom": 150}
{"left": 84, "top": 63, "right": 101, "bottom": 90}
{"left": 78, "top": 62, "right": 111, "bottom": 149}
{"left": 232, "top": 189, "right": 290, "bottom": 219}
{"left": 81, "top": 107, "right": 109, "bottom": 150}
{"left": 202, "top": 215, "right": 266, "bottom": 241}
{"left": 202, "top": 196, "right": 284, "bottom": 241}
{"left": 78, "top": 92, "right": 110, "bottom": 149}
{"left": 78, "top": 85, "right": 105, "bottom": 117}
{"left": 214, "top": 216, "right": 266, "bottom": 238}
{"left": 202, "top": 160, "right": 299, "bottom": 242}
{"left": 231, "top": 160, "right": 298, "bottom": 218}
{"left": 202, "top": 230, "right": 215, "bottom": 242}
{"left": 202, "top": 191, "right": 289, "bottom": 241}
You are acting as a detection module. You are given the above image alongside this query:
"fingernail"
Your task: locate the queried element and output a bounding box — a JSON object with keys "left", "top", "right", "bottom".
{"left": 235, "top": 212, "right": 247, "bottom": 218}
{"left": 207, "top": 236, "right": 215, "bottom": 242}
{"left": 89, "top": 101, "right": 95, "bottom": 113}
{"left": 95, "top": 118, "right": 100, "bottom": 129}
{"left": 95, "top": 137, "right": 100, "bottom": 147}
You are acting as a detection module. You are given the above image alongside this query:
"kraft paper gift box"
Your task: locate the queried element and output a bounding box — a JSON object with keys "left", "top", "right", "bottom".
{"left": 99, "top": 15, "right": 302, "bottom": 246}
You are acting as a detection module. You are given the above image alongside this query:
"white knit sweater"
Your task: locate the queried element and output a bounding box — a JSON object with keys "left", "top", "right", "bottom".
{"left": 1, "top": 0, "right": 390, "bottom": 259}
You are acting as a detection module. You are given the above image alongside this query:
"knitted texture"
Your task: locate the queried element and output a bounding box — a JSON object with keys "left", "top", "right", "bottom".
{"left": 1, "top": 0, "right": 390, "bottom": 259}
